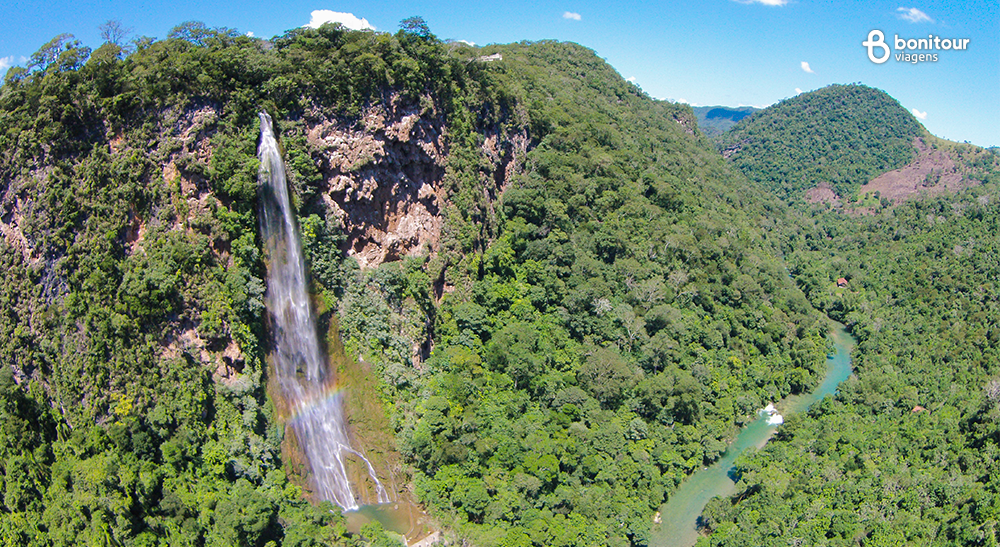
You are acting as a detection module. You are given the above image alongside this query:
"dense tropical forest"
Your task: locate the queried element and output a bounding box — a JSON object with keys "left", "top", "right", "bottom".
{"left": 719, "top": 84, "right": 925, "bottom": 201}
{"left": 699, "top": 186, "right": 1000, "bottom": 546}
{"left": 0, "top": 16, "right": 998, "bottom": 547}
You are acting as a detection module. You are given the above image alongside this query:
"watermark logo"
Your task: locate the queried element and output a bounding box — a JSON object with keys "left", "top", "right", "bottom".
{"left": 864, "top": 30, "right": 890, "bottom": 63}
{"left": 863, "top": 29, "right": 970, "bottom": 64}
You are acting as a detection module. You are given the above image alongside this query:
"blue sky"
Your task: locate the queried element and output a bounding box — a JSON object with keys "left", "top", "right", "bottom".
{"left": 1, "top": 0, "right": 996, "bottom": 146}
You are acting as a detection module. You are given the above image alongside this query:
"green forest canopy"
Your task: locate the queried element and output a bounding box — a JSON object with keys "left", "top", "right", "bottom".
{"left": 719, "top": 84, "right": 925, "bottom": 200}
{"left": 0, "top": 18, "right": 997, "bottom": 547}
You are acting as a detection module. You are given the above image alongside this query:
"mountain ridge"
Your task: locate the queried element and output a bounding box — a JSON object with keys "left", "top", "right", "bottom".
{"left": 718, "top": 83, "right": 999, "bottom": 212}
{"left": 719, "top": 83, "right": 923, "bottom": 201}
{"left": 691, "top": 105, "right": 757, "bottom": 138}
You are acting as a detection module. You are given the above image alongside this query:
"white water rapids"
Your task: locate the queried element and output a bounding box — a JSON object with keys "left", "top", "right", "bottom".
{"left": 257, "top": 111, "right": 389, "bottom": 510}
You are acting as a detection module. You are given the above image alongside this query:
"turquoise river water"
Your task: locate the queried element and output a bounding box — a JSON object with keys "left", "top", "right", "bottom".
{"left": 649, "top": 323, "right": 856, "bottom": 547}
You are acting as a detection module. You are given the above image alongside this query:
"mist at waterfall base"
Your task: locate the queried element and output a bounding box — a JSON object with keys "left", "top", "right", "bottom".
{"left": 257, "top": 112, "right": 389, "bottom": 511}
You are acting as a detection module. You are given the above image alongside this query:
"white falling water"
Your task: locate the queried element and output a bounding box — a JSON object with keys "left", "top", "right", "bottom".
{"left": 257, "top": 111, "right": 389, "bottom": 510}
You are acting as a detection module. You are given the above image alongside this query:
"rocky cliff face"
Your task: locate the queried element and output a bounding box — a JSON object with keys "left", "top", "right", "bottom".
{"left": 140, "top": 103, "right": 250, "bottom": 386}
{"left": 0, "top": 88, "right": 527, "bottom": 399}
{"left": 301, "top": 93, "right": 527, "bottom": 269}
{"left": 305, "top": 97, "right": 447, "bottom": 269}
{"left": 0, "top": 98, "right": 260, "bottom": 418}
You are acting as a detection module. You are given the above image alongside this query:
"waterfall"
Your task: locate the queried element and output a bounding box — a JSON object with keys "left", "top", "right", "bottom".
{"left": 257, "top": 111, "right": 389, "bottom": 510}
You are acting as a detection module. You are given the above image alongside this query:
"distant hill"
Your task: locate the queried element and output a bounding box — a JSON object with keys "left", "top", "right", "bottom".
{"left": 691, "top": 106, "right": 757, "bottom": 138}
{"left": 718, "top": 84, "right": 924, "bottom": 200}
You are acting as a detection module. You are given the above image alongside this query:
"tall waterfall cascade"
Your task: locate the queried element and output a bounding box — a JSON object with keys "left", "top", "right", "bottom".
{"left": 257, "top": 111, "right": 389, "bottom": 510}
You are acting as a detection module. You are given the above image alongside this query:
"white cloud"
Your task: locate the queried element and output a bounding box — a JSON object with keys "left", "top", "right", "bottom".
{"left": 795, "top": 88, "right": 803, "bottom": 94}
{"left": 911, "top": 108, "right": 928, "bottom": 120}
{"left": 801, "top": 61, "right": 815, "bottom": 74}
{"left": 455, "top": 39, "right": 476, "bottom": 46}
{"left": 246, "top": 31, "right": 255, "bottom": 37}
{"left": 563, "top": 11, "right": 582, "bottom": 20}
{"left": 897, "top": 7, "right": 933, "bottom": 23}
{"left": 626, "top": 76, "right": 636, "bottom": 82}
{"left": 732, "top": 0, "right": 789, "bottom": 6}
{"left": 0, "top": 56, "right": 14, "bottom": 72}
{"left": 305, "top": 10, "right": 375, "bottom": 31}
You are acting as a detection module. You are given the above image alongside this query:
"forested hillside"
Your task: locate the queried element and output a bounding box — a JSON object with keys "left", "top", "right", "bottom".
{"left": 0, "top": 20, "right": 835, "bottom": 547}
{"left": 2, "top": 16, "right": 998, "bottom": 547}
{"left": 699, "top": 179, "right": 1000, "bottom": 546}
{"left": 695, "top": 88, "right": 1000, "bottom": 545}
{"left": 358, "top": 40, "right": 831, "bottom": 546}
{"left": 719, "top": 84, "right": 924, "bottom": 201}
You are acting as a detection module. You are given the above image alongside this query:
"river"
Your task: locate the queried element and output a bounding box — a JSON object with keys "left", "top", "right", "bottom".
{"left": 649, "top": 323, "right": 855, "bottom": 547}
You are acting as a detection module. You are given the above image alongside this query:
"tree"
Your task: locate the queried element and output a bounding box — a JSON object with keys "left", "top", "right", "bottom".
{"left": 168, "top": 21, "right": 212, "bottom": 45}
{"left": 168, "top": 21, "right": 239, "bottom": 46}
{"left": 3, "top": 65, "right": 27, "bottom": 85}
{"left": 28, "top": 33, "right": 74, "bottom": 71}
{"left": 578, "top": 347, "right": 638, "bottom": 409}
{"left": 399, "top": 16, "right": 432, "bottom": 38}
{"left": 99, "top": 20, "right": 132, "bottom": 46}
{"left": 359, "top": 522, "right": 404, "bottom": 547}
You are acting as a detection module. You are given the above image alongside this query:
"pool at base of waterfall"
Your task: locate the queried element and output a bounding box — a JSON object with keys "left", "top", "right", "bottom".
{"left": 344, "top": 501, "right": 437, "bottom": 545}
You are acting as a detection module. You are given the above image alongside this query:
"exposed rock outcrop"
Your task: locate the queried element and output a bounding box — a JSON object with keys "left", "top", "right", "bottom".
{"left": 303, "top": 94, "right": 528, "bottom": 269}
{"left": 305, "top": 97, "right": 449, "bottom": 269}
{"left": 0, "top": 192, "right": 38, "bottom": 264}
{"left": 806, "top": 138, "right": 992, "bottom": 213}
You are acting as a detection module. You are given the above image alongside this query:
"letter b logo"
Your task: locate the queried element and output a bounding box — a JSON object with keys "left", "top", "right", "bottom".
{"left": 864, "top": 30, "right": 890, "bottom": 64}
